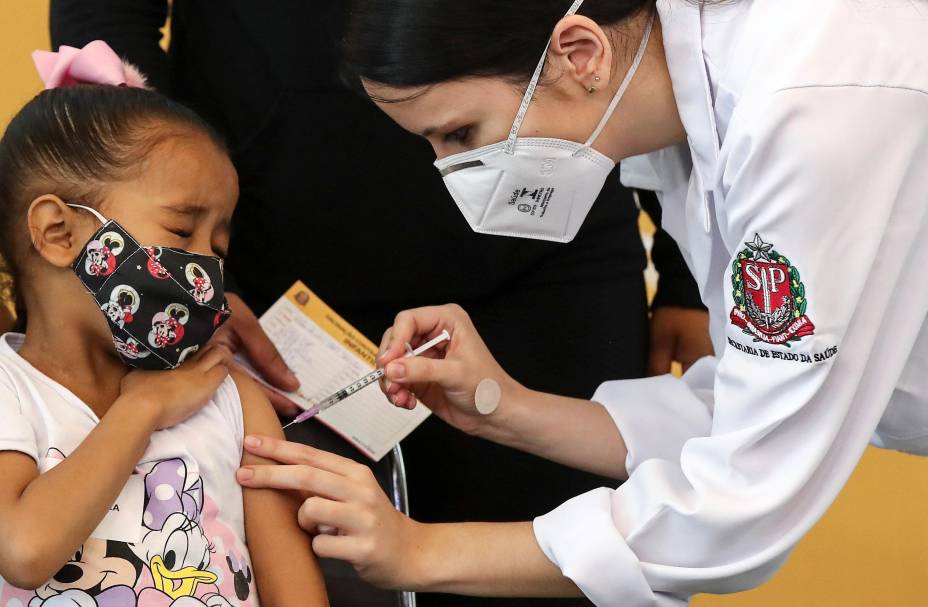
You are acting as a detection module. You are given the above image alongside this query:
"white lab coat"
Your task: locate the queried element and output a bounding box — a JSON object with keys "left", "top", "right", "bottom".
{"left": 533, "top": 1, "right": 928, "bottom": 605}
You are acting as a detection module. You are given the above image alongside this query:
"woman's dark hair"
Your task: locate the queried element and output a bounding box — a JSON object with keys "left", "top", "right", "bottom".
{"left": 342, "top": 0, "right": 655, "bottom": 97}
{"left": 0, "top": 84, "right": 225, "bottom": 327}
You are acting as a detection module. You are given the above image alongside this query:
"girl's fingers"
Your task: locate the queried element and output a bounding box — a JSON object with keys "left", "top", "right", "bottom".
{"left": 196, "top": 344, "right": 233, "bottom": 370}
{"left": 202, "top": 362, "right": 230, "bottom": 390}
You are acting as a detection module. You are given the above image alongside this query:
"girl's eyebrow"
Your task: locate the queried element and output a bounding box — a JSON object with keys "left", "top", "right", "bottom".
{"left": 161, "top": 203, "right": 232, "bottom": 233}
{"left": 161, "top": 203, "right": 207, "bottom": 217}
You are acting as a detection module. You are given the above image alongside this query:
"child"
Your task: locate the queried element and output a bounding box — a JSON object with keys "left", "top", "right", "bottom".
{"left": 0, "top": 41, "right": 328, "bottom": 607}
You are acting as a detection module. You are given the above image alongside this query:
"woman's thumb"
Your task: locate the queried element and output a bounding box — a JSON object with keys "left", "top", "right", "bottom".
{"left": 385, "top": 355, "right": 462, "bottom": 388}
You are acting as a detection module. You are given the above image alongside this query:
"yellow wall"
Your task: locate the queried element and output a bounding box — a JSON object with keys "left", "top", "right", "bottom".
{"left": 2, "top": 4, "right": 927, "bottom": 605}
{"left": 1, "top": 2, "right": 48, "bottom": 126}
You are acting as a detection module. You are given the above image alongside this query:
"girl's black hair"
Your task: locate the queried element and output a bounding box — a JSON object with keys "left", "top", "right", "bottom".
{"left": 342, "top": 0, "right": 655, "bottom": 97}
{"left": 0, "top": 84, "right": 225, "bottom": 328}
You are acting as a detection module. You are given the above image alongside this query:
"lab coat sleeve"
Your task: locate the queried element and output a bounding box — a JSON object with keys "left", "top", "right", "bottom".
{"left": 534, "top": 86, "right": 928, "bottom": 605}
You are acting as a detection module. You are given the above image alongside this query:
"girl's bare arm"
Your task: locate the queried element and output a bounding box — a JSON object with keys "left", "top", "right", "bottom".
{"left": 237, "top": 371, "right": 329, "bottom": 607}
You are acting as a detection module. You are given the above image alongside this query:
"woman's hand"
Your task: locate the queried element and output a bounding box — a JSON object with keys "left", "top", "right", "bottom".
{"left": 120, "top": 344, "right": 232, "bottom": 429}
{"left": 647, "top": 306, "right": 714, "bottom": 376}
{"left": 377, "top": 304, "right": 525, "bottom": 436}
{"left": 236, "top": 435, "right": 421, "bottom": 590}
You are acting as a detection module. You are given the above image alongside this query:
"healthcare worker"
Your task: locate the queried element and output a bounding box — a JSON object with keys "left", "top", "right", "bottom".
{"left": 236, "top": 0, "right": 928, "bottom": 604}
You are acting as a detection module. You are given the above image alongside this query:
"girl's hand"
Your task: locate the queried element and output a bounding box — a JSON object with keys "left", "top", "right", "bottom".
{"left": 237, "top": 435, "right": 420, "bottom": 589}
{"left": 120, "top": 345, "right": 232, "bottom": 429}
{"left": 211, "top": 292, "right": 302, "bottom": 416}
{"left": 377, "top": 304, "right": 525, "bottom": 436}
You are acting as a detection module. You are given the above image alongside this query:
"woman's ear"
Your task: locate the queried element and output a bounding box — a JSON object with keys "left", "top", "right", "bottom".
{"left": 27, "top": 195, "right": 91, "bottom": 268}
{"left": 549, "top": 15, "right": 614, "bottom": 95}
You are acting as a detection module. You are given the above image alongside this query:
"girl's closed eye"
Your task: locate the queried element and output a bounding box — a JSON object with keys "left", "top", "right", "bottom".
{"left": 168, "top": 226, "right": 193, "bottom": 239}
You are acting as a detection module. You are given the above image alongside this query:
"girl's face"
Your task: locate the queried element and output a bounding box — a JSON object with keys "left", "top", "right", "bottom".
{"left": 91, "top": 130, "right": 238, "bottom": 259}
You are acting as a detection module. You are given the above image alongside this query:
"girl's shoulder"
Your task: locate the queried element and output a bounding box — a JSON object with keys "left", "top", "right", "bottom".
{"left": 227, "top": 369, "right": 281, "bottom": 443}
{"left": 167, "top": 370, "right": 278, "bottom": 462}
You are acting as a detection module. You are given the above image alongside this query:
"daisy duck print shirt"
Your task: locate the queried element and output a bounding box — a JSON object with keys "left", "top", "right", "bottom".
{"left": 0, "top": 333, "right": 258, "bottom": 607}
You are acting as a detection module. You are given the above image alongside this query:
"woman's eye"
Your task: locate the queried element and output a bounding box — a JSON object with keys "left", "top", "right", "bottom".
{"left": 444, "top": 127, "right": 472, "bottom": 144}
{"left": 169, "top": 228, "right": 193, "bottom": 239}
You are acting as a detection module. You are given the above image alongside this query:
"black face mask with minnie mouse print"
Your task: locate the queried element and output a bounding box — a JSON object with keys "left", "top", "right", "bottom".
{"left": 68, "top": 204, "right": 231, "bottom": 370}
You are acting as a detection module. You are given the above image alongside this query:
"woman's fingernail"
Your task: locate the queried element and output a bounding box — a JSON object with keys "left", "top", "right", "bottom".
{"left": 287, "top": 368, "right": 300, "bottom": 383}
{"left": 237, "top": 467, "right": 254, "bottom": 481}
{"left": 388, "top": 362, "right": 406, "bottom": 380}
{"left": 244, "top": 436, "right": 261, "bottom": 449}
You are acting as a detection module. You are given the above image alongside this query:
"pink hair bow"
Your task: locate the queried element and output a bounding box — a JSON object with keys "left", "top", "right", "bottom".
{"left": 32, "top": 40, "right": 147, "bottom": 90}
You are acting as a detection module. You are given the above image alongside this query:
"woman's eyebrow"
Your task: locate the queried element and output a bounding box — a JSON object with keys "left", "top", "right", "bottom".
{"left": 421, "top": 118, "right": 463, "bottom": 138}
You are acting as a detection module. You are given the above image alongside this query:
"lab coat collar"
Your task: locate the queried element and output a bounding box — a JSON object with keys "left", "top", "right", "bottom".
{"left": 656, "top": 0, "right": 721, "bottom": 192}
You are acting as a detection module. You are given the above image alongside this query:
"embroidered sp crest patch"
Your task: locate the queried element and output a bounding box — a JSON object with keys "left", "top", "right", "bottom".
{"left": 730, "top": 234, "right": 815, "bottom": 346}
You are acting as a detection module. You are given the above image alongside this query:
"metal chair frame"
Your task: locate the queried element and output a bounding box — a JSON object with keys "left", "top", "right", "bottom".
{"left": 390, "top": 443, "right": 417, "bottom": 607}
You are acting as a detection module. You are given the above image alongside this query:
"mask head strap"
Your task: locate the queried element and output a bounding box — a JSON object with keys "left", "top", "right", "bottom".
{"left": 505, "top": 0, "right": 585, "bottom": 155}
{"left": 582, "top": 12, "right": 654, "bottom": 148}
{"left": 504, "top": 0, "right": 655, "bottom": 155}
{"left": 67, "top": 203, "right": 109, "bottom": 225}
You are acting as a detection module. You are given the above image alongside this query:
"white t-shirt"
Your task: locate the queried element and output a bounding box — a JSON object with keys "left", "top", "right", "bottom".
{"left": 0, "top": 333, "right": 259, "bottom": 607}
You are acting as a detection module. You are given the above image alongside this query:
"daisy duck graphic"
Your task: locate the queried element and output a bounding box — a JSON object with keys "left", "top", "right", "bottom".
{"left": 0, "top": 458, "right": 255, "bottom": 603}
{"left": 83, "top": 231, "right": 124, "bottom": 277}
{"left": 132, "top": 459, "right": 240, "bottom": 607}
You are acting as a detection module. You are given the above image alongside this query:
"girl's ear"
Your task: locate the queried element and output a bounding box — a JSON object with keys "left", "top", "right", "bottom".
{"left": 549, "top": 15, "right": 614, "bottom": 95}
{"left": 27, "top": 195, "right": 92, "bottom": 268}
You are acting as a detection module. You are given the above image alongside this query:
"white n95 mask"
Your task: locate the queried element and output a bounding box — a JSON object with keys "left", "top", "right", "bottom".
{"left": 434, "top": 0, "right": 654, "bottom": 243}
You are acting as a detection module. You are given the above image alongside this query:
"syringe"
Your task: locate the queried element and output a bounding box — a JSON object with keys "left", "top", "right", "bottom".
{"left": 282, "top": 330, "right": 451, "bottom": 430}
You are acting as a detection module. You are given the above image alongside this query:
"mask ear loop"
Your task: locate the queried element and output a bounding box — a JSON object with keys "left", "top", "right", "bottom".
{"left": 31, "top": 203, "right": 109, "bottom": 250}
{"left": 504, "top": 0, "right": 587, "bottom": 155}
{"left": 579, "top": 11, "right": 655, "bottom": 155}
{"left": 66, "top": 203, "right": 109, "bottom": 225}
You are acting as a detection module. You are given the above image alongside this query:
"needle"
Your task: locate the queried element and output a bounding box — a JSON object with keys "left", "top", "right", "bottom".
{"left": 282, "top": 330, "right": 451, "bottom": 430}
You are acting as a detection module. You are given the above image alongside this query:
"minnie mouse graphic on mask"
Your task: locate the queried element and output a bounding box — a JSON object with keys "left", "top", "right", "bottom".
{"left": 101, "top": 285, "right": 140, "bottom": 329}
{"left": 149, "top": 304, "right": 188, "bottom": 349}
{"left": 186, "top": 263, "right": 214, "bottom": 304}
{"left": 69, "top": 204, "right": 230, "bottom": 371}
{"left": 84, "top": 231, "right": 124, "bottom": 277}
{"left": 145, "top": 247, "right": 171, "bottom": 280}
